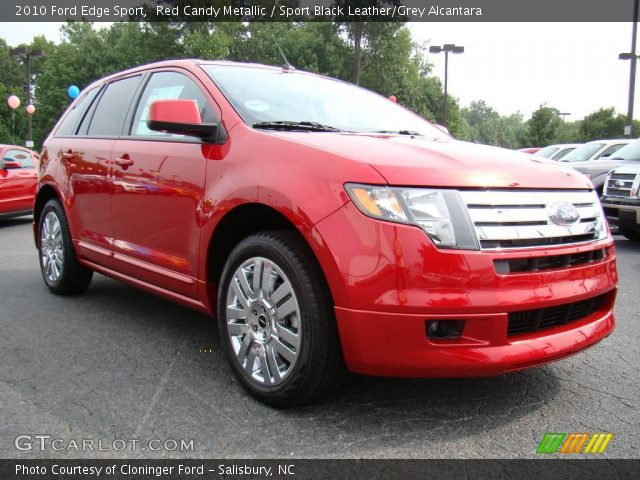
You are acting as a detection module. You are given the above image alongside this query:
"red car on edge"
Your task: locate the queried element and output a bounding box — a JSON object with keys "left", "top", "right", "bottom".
{"left": 1, "top": 144, "right": 38, "bottom": 219}
{"left": 35, "top": 61, "right": 617, "bottom": 406}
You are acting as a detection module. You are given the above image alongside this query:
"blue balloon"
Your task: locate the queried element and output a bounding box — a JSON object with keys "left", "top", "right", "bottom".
{"left": 67, "top": 85, "right": 80, "bottom": 100}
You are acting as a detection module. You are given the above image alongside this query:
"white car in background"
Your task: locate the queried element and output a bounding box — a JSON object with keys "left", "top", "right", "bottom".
{"left": 558, "top": 139, "right": 632, "bottom": 164}
{"left": 535, "top": 143, "right": 581, "bottom": 160}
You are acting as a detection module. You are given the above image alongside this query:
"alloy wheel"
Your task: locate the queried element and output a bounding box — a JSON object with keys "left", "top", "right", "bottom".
{"left": 225, "top": 257, "right": 302, "bottom": 386}
{"left": 40, "top": 211, "right": 64, "bottom": 282}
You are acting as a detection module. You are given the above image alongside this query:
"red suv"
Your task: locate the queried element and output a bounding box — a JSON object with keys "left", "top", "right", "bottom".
{"left": 35, "top": 60, "right": 617, "bottom": 406}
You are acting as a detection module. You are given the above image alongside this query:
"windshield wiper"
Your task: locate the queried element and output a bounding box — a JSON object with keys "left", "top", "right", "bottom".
{"left": 370, "top": 129, "right": 423, "bottom": 136}
{"left": 253, "top": 121, "right": 343, "bottom": 132}
{"left": 610, "top": 157, "right": 624, "bottom": 160}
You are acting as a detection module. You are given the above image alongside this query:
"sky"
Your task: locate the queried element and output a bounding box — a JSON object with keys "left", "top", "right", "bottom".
{"left": 409, "top": 23, "right": 636, "bottom": 120}
{"left": 0, "top": 21, "right": 636, "bottom": 121}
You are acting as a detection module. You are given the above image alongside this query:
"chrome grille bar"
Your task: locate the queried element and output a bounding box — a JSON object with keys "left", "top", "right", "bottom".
{"left": 460, "top": 190, "right": 605, "bottom": 250}
{"left": 604, "top": 172, "right": 638, "bottom": 198}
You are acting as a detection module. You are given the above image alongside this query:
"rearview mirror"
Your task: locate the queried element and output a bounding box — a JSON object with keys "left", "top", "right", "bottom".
{"left": 147, "top": 99, "right": 219, "bottom": 140}
{"left": 1, "top": 160, "right": 21, "bottom": 170}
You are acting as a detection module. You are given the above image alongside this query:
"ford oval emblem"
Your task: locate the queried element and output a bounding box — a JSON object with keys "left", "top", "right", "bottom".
{"left": 549, "top": 202, "right": 580, "bottom": 225}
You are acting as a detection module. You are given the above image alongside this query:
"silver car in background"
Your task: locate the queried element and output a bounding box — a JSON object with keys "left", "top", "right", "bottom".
{"left": 535, "top": 143, "right": 581, "bottom": 160}
{"left": 563, "top": 139, "right": 633, "bottom": 195}
{"left": 559, "top": 139, "right": 631, "bottom": 164}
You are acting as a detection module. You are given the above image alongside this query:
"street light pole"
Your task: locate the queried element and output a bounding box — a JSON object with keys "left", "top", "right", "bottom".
{"left": 559, "top": 112, "right": 571, "bottom": 123}
{"left": 26, "top": 53, "right": 33, "bottom": 146}
{"left": 444, "top": 49, "right": 449, "bottom": 130}
{"left": 619, "top": 0, "right": 639, "bottom": 138}
{"left": 10, "top": 47, "right": 44, "bottom": 148}
{"left": 429, "top": 44, "right": 464, "bottom": 129}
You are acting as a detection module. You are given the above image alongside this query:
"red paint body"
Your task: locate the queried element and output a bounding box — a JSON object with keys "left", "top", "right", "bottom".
{"left": 518, "top": 147, "right": 542, "bottom": 154}
{"left": 36, "top": 60, "right": 617, "bottom": 377}
{"left": 0, "top": 145, "right": 38, "bottom": 218}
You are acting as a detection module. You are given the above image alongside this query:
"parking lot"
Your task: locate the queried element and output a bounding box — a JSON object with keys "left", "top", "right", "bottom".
{"left": 0, "top": 216, "right": 638, "bottom": 459}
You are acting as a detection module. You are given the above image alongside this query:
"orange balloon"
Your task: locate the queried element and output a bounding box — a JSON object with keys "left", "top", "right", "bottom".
{"left": 7, "top": 95, "right": 20, "bottom": 109}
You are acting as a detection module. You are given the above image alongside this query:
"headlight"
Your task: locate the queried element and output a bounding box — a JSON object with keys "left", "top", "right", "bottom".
{"left": 344, "top": 184, "right": 480, "bottom": 250}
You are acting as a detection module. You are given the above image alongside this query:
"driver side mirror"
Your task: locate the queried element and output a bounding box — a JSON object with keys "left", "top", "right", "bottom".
{"left": 1, "top": 160, "right": 21, "bottom": 170}
{"left": 147, "top": 99, "right": 220, "bottom": 141}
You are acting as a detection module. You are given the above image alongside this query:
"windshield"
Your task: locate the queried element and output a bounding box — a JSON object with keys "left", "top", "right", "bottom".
{"left": 553, "top": 147, "right": 575, "bottom": 160}
{"left": 611, "top": 140, "right": 640, "bottom": 160}
{"left": 535, "top": 145, "right": 560, "bottom": 158}
{"left": 202, "top": 64, "right": 448, "bottom": 138}
{"left": 560, "top": 143, "right": 605, "bottom": 162}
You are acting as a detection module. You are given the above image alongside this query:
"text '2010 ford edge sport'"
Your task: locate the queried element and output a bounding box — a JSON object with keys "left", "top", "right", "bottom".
{"left": 35, "top": 60, "right": 617, "bottom": 407}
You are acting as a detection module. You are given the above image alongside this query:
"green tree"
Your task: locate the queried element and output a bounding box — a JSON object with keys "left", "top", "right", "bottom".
{"left": 0, "top": 38, "right": 28, "bottom": 145}
{"left": 526, "top": 105, "right": 562, "bottom": 147}
{"left": 553, "top": 120, "right": 581, "bottom": 143}
{"left": 460, "top": 100, "right": 500, "bottom": 145}
{"left": 334, "top": 1, "right": 405, "bottom": 84}
{"left": 578, "top": 108, "right": 626, "bottom": 141}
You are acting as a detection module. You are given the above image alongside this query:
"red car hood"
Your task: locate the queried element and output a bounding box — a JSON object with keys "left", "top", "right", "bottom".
{"left": 269, "top": 132, "right": 592, "bottom": 189}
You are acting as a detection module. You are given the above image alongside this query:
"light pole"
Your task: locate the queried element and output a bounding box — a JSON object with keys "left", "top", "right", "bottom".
{"left": 429, "top": 44, "right": 464, "bottom": 128}
{"left": 619, "top": 0, "right": 639, "bottom": 138}
{"left": 559, "top": 112, "right": 571, "bottom": 123}
{"left": 10, "top": 46, "right": 44, "bottom": 148}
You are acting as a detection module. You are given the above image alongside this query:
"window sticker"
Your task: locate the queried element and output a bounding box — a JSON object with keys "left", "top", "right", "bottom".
{"left": 244, "top": 99, "right": 270, "bottom": 112}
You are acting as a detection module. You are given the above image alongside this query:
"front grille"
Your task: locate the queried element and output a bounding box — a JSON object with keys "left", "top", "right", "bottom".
{"left": 604, "top": 172, "right": 638, "bottom": 198}
{"left": 494, "top": 248, "right": 605, "bottom": 274}
{"left": 507, "top": 295, "right": 604, "bottom": 336}
{"left": 460, "top": 190, "right": 605, "bottom": 250}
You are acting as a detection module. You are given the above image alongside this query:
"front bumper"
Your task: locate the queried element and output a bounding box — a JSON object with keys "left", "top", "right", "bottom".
{"left": 311, "top": 201, "right": 618, "bottom": 377}
{"left": 602, "top": 197, "right": 640, "bottom": 228}
{"left": 335, "top": 292, "right": 615, "bottom": 377}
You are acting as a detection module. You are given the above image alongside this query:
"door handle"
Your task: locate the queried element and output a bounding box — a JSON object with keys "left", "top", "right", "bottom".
{"left": 114, "top": 156, "right": 134, "bottom": 168}
{"left": 62, "top": 150, "right": 75, "bottom": 160}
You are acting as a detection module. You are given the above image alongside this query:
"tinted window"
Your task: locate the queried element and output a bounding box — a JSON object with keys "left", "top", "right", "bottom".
{"left": 596, "top": 143, "right": 625, "bottom": 159}
{"left": 87, "top": 76, "right": 141, "bottom": 136}
{"left": 3, "top": 149, "right": 34, "bottom": 168}
{"left": 610, "top": 140, "right": 640, "bottom": 161}
{"left": 131, "top": 71, "right": 217, "bottom": 138}
{"left": 55, "top": 87, "right": 100, "bottom": 136}
{"left": 553, "top": 147, "right": 575, "bottom": 160}
{"left": 560, "top": 143, "right": 605, "bottom": 162}
{"left": 534, "top": 146, "right": 560, "bottom": 158}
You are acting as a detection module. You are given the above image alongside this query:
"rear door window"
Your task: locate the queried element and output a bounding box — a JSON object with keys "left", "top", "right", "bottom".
{"left": 3, "top": 149, "right": 34, "bottom": 168}
{"left": 55, "top": 87, "right": 100, "bottom": 137}
{"left": 87, "top": 76, "right": 142, "bottom": 136}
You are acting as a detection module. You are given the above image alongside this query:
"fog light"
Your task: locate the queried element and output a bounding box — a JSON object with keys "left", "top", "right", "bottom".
{"left": 426, "top": 320, "right": 465, "bottom": 340}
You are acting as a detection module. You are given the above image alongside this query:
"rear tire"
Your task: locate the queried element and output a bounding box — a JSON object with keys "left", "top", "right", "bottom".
{"left": 38, "top": 199, "right": 93, "bottom": 294}
{"left": 217, "top": 231, "right": 343, "bottom": 407}
{"left": 620, "top": 228, "right": 640, "bottom": 242}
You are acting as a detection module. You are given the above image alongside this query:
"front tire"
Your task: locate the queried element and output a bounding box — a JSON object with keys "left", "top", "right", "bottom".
{"left": 217, "top": 231, "right": 343, "bottom": 407}
{"left": 38, "top": 199, "right": 93, "bottom": 294}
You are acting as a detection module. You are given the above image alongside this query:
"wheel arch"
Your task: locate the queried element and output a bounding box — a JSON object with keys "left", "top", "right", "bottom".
{"left": 33, "top": 183, "right": 63, "bottom": 247}
{"left": 203, "top": 202, "right": 339, "bottom": 313}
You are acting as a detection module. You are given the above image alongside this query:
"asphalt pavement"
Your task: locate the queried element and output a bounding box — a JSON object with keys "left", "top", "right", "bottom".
{"left": 0, "top": 216, "right": 638, "bottom": 459}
